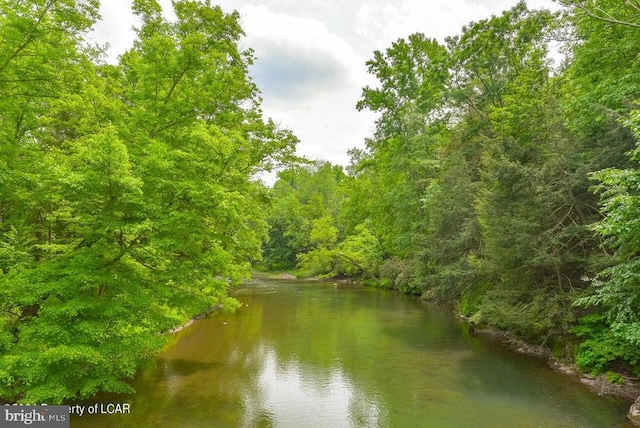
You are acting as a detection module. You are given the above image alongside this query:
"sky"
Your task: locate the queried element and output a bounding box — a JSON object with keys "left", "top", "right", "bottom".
{"left": 89, "top": 0, "right": 559, "bottom": 168}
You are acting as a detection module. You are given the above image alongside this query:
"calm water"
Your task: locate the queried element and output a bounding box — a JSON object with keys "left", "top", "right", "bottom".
{"left": 72, "top": 280, "right": 633, "bottom": 427}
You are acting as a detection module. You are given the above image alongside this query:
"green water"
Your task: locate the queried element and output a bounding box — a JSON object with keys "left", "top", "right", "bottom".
{"left": 72, "top": 280, "right": 633, "bottom": 427}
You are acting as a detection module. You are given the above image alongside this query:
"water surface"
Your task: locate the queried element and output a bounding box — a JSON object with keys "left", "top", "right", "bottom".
{"left": 72, "top": 280, "right": 633, "bottom": 427}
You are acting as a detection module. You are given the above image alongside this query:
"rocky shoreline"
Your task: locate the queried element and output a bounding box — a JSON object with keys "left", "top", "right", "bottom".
{"left": 471, "top": 324, "right": 640, "bottom": 425}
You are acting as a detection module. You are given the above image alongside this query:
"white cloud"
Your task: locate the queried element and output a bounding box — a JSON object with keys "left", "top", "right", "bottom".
{"left": 249, "top": 42, "right": 350, "bottom": 100}
{"left": 88, "top": 0, "right": 559, "bottom": 170}
{"left": 88, "top": 0, "right": 137, "bottom": 62}
{"left": 240, "top": 5, "right": 366, "bottom": 91}
{"left": 262, "top": 90, "right": 378, "bottom": 165}
{"left": 356, "top": 1, "right": 488, "bottom": 49}
{"left": 89, "top": 0, "right": 177, "bottom": 63}
{"left": 238, "top": 4, "right": 377, "bottom": 164}
{"left": 356, "top": 0, "right": 559, "bottom": 52}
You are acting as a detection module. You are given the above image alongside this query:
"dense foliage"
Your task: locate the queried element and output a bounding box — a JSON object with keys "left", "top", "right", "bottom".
{"left": 263, "top": 0, "right": 640, "bottom": 377}
{"left": 4, "top": 0, "right": 640, "bottom": 403}
{"left": 0, "top": 0, "right": 296, "bottom": 403}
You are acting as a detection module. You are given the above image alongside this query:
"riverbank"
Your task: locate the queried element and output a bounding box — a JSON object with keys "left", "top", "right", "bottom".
{"left": 251, "top": 271, "right": 299, "bottom": 280}
{"left": 470, "top": 324, "right": 640, "bottom": 400}
{"left": 167, "top": 304, "right": 224, "bottom": 334}
{"left": 465, "top": 318, "right": 640, "bottom": 425}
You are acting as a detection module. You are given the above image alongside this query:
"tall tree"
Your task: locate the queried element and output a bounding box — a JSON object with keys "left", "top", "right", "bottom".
{"left": 575, "top": 110, "right": 640, "bottom": 376}
{"left": 561, "top": 0, "right": 640, "bottom": 375}
{"left": 356, "top": 34, "right": 449, "bottom": 261}
{"left": 261, "top": 162, "right": 346, "bottom": 271}
{"left": 0, "top": 0, "right": 297, "bottom": 403}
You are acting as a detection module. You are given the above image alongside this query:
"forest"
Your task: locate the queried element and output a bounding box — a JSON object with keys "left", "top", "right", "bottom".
{"left": 261, "top": 0, "right": 640, "bottom": 385}
{"left": 1, "top": 0, "right": 640, "bottom": 405}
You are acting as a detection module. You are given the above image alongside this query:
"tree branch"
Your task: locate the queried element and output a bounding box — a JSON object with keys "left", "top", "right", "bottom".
{"left": 573, "top": 3, "right": 640, "bottom": 29}
{"left": 336, "top": 252, "right": 381, "bottom": 285}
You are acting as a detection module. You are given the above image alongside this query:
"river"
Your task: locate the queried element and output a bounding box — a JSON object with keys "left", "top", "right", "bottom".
{"left": 72, "top": 279, "right": 634, "bottom": 427}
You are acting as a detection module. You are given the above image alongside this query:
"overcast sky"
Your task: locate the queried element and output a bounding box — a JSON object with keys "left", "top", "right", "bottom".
{"left": 90, "top": 0, "right": 558, "bottom": 168}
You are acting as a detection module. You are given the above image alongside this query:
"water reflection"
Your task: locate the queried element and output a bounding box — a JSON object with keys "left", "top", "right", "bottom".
{"left": 240, "top": 345, "right": 382, "bottom": 427}
{"left": 72, "top": 280, "right": 632, "bottom": 428}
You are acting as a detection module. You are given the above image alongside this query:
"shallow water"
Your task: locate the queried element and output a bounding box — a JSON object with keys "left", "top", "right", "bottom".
{"left": 72, "top": 280, "right": 633, "bottom": 427}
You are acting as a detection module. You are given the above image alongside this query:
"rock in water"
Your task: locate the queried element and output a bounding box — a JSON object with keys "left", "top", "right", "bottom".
{"left": 629, "top": 396, "right": 640, "bottom": 426}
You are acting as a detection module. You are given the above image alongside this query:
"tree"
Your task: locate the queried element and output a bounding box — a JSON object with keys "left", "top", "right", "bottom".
{"left": 335, "top": 223, "right": 383, "bottom": 281}
{"left": 557, "top": 0, "right": 640, "bottom": 29}
{"left": 261, "top": 162, "right": 346, "bottom": 272}
{"left": 261, "top": 186, "right": 310, "bottom": 270}
{"left": 575, "top": 110, "right": 640, "bottom": 375}
{"left": 0, "top": 0, "right": 297, "bottom": 403}
{"left": 350, "top": 3, "right": 606, "bottom": 346}
{"left": 356, "top": 34, "right": 450, "bottom": 260}
{"left": 561, "top": 0, "right": 640, "bottom": 142}
{"left": 554, "top": 0, "right": 640, "bottom": 375}
{"left": 357, "top": 33, "right": 450, "bottom": 140}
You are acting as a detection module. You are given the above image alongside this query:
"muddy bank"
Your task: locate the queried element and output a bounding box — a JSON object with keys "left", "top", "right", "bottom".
{"left": 251, "top": 271, "right": 298, "bottom": 280}
{"left": 168, "top": 304, "right": 223, "bottom": 334}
